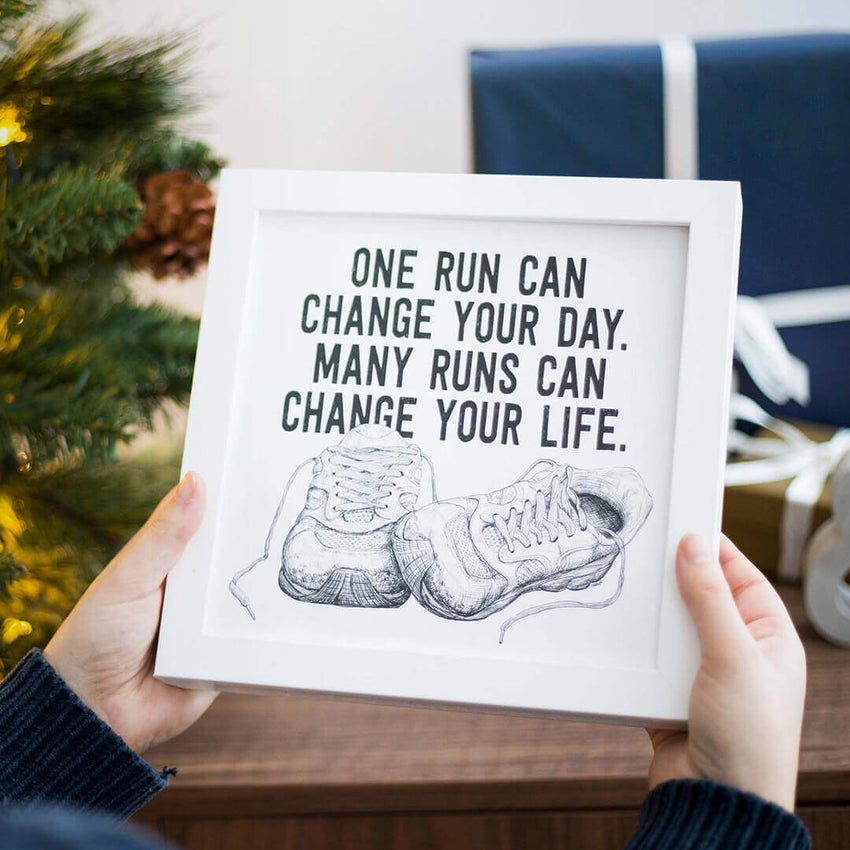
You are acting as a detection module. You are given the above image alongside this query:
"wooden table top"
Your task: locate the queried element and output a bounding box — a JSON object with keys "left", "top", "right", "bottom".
{"left": 143, "top": 587, "right": 850, "bottom": 816}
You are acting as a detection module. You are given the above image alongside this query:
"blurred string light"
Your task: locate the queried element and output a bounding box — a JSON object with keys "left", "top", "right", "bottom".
{"left": 0, "top": 103, "right": 27, "bottom": 147}
{"left": 2, "top": 617, "right": 32, "bottom": 645}
{"left": 0, "top": 495, "right": 32, "bottom": 651}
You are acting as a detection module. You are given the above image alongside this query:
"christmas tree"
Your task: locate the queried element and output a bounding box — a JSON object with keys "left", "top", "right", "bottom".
{"left": 0, "top": 1, "right": 222, "bottom": 673}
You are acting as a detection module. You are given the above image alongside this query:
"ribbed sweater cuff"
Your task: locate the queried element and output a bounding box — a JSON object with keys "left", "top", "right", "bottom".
{"left": 626, "top": 779, "right": 810, "bottom": 849}
{"left": 0, "top": 649, "right": 168, "bottom": 818}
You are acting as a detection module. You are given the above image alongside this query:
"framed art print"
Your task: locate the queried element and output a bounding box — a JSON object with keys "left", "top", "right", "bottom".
{"left": 155, "top": 169, "right": 742, "bottom": 726}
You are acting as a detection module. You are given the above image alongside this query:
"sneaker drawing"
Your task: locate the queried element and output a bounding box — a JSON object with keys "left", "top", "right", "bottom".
{"left": 229, "top": 424, "right": 435, "bottom": 619}
{"left": 280, "top": 425, "right": 433, "bottom": 608}
{"left": 391, "top": 459, "right": 652, "bottom": 641}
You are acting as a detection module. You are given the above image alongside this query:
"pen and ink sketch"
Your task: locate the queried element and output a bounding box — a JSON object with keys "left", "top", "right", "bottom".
{"left": 229, "top": 424, "right": 653, "bottom": 642}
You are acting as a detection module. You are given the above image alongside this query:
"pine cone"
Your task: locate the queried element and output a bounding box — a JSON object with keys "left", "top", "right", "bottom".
{"left": 125, "top": 170, "right": 215, "bottom": 279}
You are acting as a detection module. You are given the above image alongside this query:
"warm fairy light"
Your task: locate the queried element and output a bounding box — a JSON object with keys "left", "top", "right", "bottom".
{"left": 0, "top": 103, "right": 28, "bottom": 147}
{"left": 1, "top": 618, "right": 32, "bottom": 645}
{"left": 0, "top": 495, "right": 26, "bottom": 536}
{"left": 0, "top": 309, "right": 24, "bottom": 353}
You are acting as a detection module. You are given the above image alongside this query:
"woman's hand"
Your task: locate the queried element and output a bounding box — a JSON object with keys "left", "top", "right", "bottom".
{"left": 647, "top": 533, "right": 807, "bottom": 811}
{"left": 44, "top": 472, "right": 216, "bottom": 753}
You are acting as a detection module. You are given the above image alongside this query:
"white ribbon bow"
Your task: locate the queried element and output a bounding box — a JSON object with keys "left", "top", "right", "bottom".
{"left": 726, "top": 393, "right": 850, "bottom": 581}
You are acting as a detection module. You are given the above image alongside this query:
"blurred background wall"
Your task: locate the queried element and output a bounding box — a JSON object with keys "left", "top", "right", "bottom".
{"left": 55, "top": 0, "right": 850, "bottom": 175}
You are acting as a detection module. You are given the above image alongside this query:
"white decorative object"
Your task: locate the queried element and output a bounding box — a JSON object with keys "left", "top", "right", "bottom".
{"left": 804, "top": 457, "right": 850, "bottom": 648}
{"left": 155, "top": 170, "right": 741, "bottom": 726}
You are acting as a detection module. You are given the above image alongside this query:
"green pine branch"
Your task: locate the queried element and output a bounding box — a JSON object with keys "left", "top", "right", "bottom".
{"left": 0, "top": 440, "right": 181, "bottom": 671}
{"left": 18, "top": 255, "right": 132, "bottom": 297}
{"left": 0, "top": 1, "right": 39, "bottom": 47}
{"left": 4, "top": 438, "right": 182, "bottom": 578}
{"left": 124, "top": 130, "right": 225, "bottom": 184}
{"left": 0, "top": 0, "right": 38, "bottom": 21}
{"left": 0, "top": 0, "right": 220, "bottom": 674}
{"left": 0, "top": 290, "right": 197, "bottom": 466}
{"left": 0, "top": 15, "right": 195, "bottom": 176}
{"left": 0, "top": 165, "right": 142, "bottom": 283}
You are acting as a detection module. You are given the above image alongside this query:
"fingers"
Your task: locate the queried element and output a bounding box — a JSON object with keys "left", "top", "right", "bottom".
{"left": 676, "top": 533, "right": 750, "bottom": 663}
{"left": 718, "top": 534, "right": 798, "bottom": 643}
{"left": 646, "top": 726, "right": 679, "bottom": 753}
{"left": 718, "top": 535, "right": 793, "bottom": 622}
{"left": 718, "top": 534, "right": 769, "bottom": 593}
{"left": 106, "top": 472, "right": 206, "bottom": 596}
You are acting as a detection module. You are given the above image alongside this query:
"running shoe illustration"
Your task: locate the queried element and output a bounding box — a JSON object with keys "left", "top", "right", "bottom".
{"left": 229, "top": 425, "right": 435, "bottom": 618}
{"left": 391, "top": 459, "right": 652, "bottom": 639}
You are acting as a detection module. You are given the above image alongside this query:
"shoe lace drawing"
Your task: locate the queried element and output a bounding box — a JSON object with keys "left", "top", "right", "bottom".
{"left": 229, "top": 425, "right": 436, "bottom": 619}
{"left": 391, "top": 459, "right": 653, "bottom": 641}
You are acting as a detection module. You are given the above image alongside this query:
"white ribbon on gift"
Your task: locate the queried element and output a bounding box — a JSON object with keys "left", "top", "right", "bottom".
{"left": 659, "top": 36, "right": 698, "bottom": 181}
{"left": 726, "top": 394, "right": 850, "bottom": 580}
{"left": 661, "top": 36, "right": 850, "bottom": 579}
{"left": 660, "top": 35, "right": 813, "bottom": 407}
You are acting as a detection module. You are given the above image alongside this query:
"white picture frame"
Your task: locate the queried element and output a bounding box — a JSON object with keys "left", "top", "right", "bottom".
{"left": 155, "top": 169, "right": 741, "bottom": 727}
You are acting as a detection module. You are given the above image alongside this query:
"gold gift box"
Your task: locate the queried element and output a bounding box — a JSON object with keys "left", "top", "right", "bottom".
{"left": 722, "top": 421, "right": 836, "bottom": 583}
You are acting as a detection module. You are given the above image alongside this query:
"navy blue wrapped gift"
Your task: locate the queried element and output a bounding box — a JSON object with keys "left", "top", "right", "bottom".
{"left": 470, "top": 34, "right": 850, "bottom": 427}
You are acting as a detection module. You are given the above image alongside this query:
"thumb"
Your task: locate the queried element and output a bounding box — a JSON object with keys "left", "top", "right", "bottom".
{"left": 676, "top": 533, "right": 749, "bottom": 665}
{"left": 105, "top": 471, "right": 206, "bottom": 596}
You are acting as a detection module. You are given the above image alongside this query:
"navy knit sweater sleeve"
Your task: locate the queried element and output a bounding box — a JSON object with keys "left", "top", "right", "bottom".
{"left": 625, "top": 779, "right": 811, "bottom": 849}
{"left": 0, "top": 649, "right": 167, "bottom": 818}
